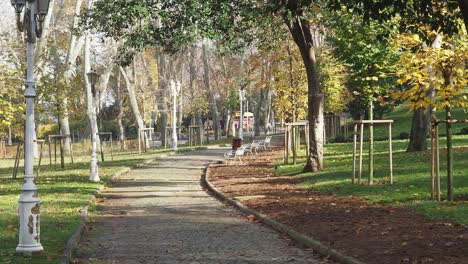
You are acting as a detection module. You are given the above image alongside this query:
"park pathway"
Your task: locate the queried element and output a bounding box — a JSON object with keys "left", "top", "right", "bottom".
{"left": 75, "top": 148, "right": 320, "bottom": 264}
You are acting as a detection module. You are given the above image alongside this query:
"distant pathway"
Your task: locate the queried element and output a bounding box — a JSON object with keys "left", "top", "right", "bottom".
{"left": 75, "top": 149, "right": 319, "bottom": 264}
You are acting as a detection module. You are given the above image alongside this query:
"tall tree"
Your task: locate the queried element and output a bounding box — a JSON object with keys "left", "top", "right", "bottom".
{"left": 120, "top": 64, "right": 149, "bottom": 148}
{"left": 80, "top": 0, "right": 327, "bottom": 171}
{"left": 202, "top": 42, "right": 221, "bottom": 140}
{"left": 393, "top": 32, "right": 467, "bottom": 201}
{"left": 329, "top": 0, "right": 466, "bottom": 152}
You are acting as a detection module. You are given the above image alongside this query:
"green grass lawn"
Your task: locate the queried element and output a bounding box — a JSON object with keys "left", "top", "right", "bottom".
{"left": 277, "top": 105, "right": 468, "bottom": 225}
{"left": 0, "top": 144, "right": 207, "bottom": 264}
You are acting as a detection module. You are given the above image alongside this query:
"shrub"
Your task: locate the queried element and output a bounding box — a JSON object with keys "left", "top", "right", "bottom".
{"left": 399, "top": 132, "right": 410, "bottom": 140}
{"left": 38, "top": 123, "right": 58, "bottom": 138}
{"left": 460, "top": 127, "right": 468, "bottom": 135}
{"left": 333, "top": 134, "right": 348, "bottom": 143}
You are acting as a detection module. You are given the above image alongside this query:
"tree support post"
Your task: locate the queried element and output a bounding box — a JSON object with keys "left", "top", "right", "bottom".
{"left": 358, "top": 122, "right": 364, "bottom": 184}
{"left": 445, "top": 107, "right": 453, "bottom": 201}
{"left": 353, "top": 120, "right": 393, "bottom": 185}
{"left": 435, "top": 124, "right": 441, "bottom": 201}
{"left": 388, "top": 123, "right": 393, "bottom": 184}
{"left": 430, "top": 123, "right": 435, "bottom": 200}
{"left": 352, "top": 123, "right": 358, "bottom": 184}
{"left": 368, "top": 104, "right": 374, "bottom": 185}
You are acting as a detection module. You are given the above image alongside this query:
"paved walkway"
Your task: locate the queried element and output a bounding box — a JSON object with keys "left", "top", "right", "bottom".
{"left": 75, "top": 149, "right": 320, "bottom": 264}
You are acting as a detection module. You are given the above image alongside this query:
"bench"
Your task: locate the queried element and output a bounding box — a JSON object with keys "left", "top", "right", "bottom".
{"left": 244, "top": 140, "right": 260, "bottom": 155}
{"left": 224, "top": 146, "right": 246, "bottom": 164}
{"left": 258, "top": 136, "right": 272, "bottom": 150}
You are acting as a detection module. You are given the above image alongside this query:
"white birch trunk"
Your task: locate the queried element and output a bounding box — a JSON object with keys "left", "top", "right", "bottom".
{"left": 60, "top": 0, "right": 85, "bottom": 153}
{"left": 119, "top": 66, "right": 148, "bottom": 147}
{"left": 116, "top": 70, "right": 126, "bottom": 149}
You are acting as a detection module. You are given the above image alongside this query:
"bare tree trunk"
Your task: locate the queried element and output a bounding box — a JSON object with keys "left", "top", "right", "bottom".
{"left": 157, "top": 52, "right": 169, "bottom": 147}
{"left": 407, "top": 108, "right": 430, "bottom": 151}
{"left": 202, "top": 42, "right": 220, "bottom": 140}
{"left": 60, "top": 0, "right": 85, "bottom": 154}
{"left": 226, "top": 109, "right": 232, "bottom": 137}
{"left": 116, "top": 69, "right": 125, "bottom": 150}
{"left": 459, "top": 0, "right": 468, "bottom": 32}
{"left": 254, "top": 88, "right": 267, "bottom": 136}
{"left": 120, "top": 66, "right": 147, "bottom": 146}
{"left": 287, "top": 16, "right": 324, "bottom": 172}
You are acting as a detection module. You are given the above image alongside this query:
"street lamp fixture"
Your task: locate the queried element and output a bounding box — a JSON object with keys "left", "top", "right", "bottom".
{"left": 10, "top": 0, "right": 25, "bottom": 13}
{"left": 34, "top": 0, "right": 50, "bottom": 38}
{"left": 87, "top": 70, "right": 99, "bottom": 94}
{"left": 11, "top": 0, "right": 50, "bottom": 256}
{"left": 239, "top": 89, "right": 246, "bottom": 139}
{"left": 86, "top": 70, "right": 101, "bottom": 183}
{"left": 36, "top": 0, "right": 50, "bottom": 23}
{"left": 170, "top": 80, "right": 180, "bottom": 151}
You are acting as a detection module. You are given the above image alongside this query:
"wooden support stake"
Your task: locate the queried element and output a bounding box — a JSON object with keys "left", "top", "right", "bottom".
{"left": 430, "top": 125, "right": 435, "bottom": 200}
{"left": 389, "top": 123, "right": 393, "bottom": 184}
{"left": 352, "top": 123, "right": 358, "bottom": 184}
{"left": 69, "top": 139, "right": 74, "bottom": 164}
{"left": 60, "top": 137, "right": 65, "bottom": 169}
{"left": 48, "top": 138, "right": 52, "bottom": 165}
{"left": 292, "top": 126, "right": 297, "bottom": 164}
{"left": 54, "top": 138, "right": 57, "bottom": 166}
{"left": 13, "top": 143, "right": 22, "bottom": 179}
{"left": 100, "top": 137, "right": 105, "bottom": 162}
{"left": 110, "top": 137, "right": 114, "bottom": 160}
{"left": 358, "top": 123, "right": 364, "bottom": 184}
{"left": 189, "top": 129, "right": 192, "bottom": 146}
{"left": 284, "top": 126, "right": 287, "bottom": 163}
{"left": 305, "top": 124, "right": 310, "bottom": 158}
{"left": 286, "top": 126, "right": 290, "bottom": 165}
{"left": 138, "top": 129, "right": 142, "bottom": 154}
{"left": 144, "top": 131, "right": 147, "bottom": 153}
{"left": 1, "top": 140, "right": 5, "bottom": 158}
{"left": 435, "top": 124, "right": 441, "bottom": 201}
{"left": 37, "top": 141, "right": 44, "bottom": 177}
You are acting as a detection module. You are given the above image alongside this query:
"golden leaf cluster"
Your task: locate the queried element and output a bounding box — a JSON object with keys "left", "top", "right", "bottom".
{"left": 393, "top": 32, "right": 467, "bottom": 111}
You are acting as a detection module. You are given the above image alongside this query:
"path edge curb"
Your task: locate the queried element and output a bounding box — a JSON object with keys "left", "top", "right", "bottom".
{"left": 59, "top": 155, "right": 163, "bottom": 264}
{"left": 202, "top": 164, "right": 366, "bottom": 264}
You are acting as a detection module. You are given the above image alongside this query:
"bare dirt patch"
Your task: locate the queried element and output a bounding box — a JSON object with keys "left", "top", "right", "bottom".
{"left": 208, "top": 148, "right": 468, "bottom": 264}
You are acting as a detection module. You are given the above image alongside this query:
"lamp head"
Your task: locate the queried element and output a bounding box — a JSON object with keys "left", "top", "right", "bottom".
{"left": 175, "top": 81, "right": 181, "bottom": 94}
{"left": 169, "top": 80, "right": 176, "bottom": 92}
{"left": 239, "top": 89, "right": 246, "bottom": 100}
{"left": 36, "top": 0, "right": 50, "bottom": 23}
{"left": 10, "top": 0, "right": 26, "bottom": 14}
{"left": 87, "top": 70, "right": 100, "bottom": 87}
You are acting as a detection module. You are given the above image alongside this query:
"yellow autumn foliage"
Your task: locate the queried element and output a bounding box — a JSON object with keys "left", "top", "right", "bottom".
{"left": 393, "top": 32, "right": 467, "bottom": 111}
